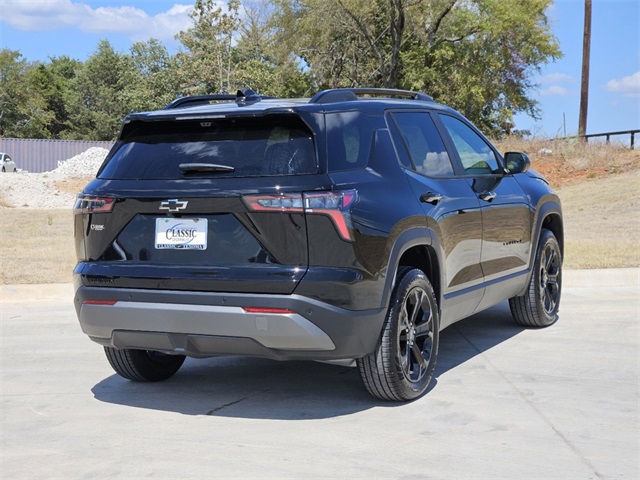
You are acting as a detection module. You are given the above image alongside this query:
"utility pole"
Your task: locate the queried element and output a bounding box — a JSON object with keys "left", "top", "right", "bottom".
{"left": 578, "top": 0, "right": 592, "bottom": 138}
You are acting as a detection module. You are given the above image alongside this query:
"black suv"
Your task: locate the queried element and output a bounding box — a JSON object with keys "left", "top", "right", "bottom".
{"left": 73, "top": 88, "right": 563, "bottom": 401}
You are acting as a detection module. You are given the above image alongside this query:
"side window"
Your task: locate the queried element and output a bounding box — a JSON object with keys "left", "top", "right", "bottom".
{"left": 325, "top": 112, "right": 374, "bottom": 171}
{"left": 392, "top": 112, "right": 454, "bottom": 177}
{"left": 439, "top": 115, "right": 500, "bottom": 175}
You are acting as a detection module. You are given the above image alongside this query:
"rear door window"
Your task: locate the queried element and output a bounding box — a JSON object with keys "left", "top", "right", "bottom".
{"left": 391, "top": 112, "right": 454, "bottom": 177}
{"left": 99, "top": 115, "right": 317, "bottom": 179}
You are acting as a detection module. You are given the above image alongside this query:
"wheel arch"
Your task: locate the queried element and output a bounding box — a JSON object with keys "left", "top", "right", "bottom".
{"left": 517, "top": 198, "right": 563, "bottom": 297}
{"left": 542, "top": 212, "right": 564, "bottom": 258}
{"left": 381, "top": 228, "right": 444, "bottom": 311}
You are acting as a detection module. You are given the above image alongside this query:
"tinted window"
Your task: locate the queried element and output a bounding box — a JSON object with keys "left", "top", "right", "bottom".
{"left": 99, "top": 115, "right": 317, "bottom": 179}
{"left": 439, "top": 115, "right": 500, "bottom": 175}
{"left": 392, "top": 112, "right": 454, "bottom": 177}
{"left": 326, "top": 112, "right": 375, "bottom": 171}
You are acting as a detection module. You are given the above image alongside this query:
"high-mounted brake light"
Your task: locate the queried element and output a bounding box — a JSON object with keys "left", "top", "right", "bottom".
{"left": 243, "top": 190, "right": 358, "bottom": 241}
{"left": 73, "top": 195, "right": 115, "bottom": 214}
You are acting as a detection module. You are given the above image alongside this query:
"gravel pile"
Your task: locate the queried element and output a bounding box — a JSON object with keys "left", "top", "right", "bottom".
{"left": 0, "top": 148, "right": 109, "bottom": 209}
{"left": 50, "top": 147, "right": 109, "bottom": 178}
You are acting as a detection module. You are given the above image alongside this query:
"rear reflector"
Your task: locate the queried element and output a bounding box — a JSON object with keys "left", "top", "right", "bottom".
{"left": 83, "top": 300, "right": 117, "bottom": 306}
{"left": 242, "top": 307, "right": 295, "bottom": 314}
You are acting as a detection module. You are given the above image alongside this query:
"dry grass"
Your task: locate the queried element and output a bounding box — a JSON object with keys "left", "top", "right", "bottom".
{"left": 493, "top": 136, "right": 640, "bottom": 187}
{"left": 557, "top": 170, "right": 640, "bottom": 269}
{"left": 0, "top": 209, "right": 76, "bottom": 284}
{"left": 53, "top": 176, "right": 93, "bottom": 196}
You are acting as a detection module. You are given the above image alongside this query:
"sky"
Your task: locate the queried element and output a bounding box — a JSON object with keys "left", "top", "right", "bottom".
{"left": 0, "top": 0, "right": 638, "bottom": 139}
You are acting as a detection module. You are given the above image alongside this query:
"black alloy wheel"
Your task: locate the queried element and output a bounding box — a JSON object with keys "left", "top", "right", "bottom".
{"left": 398, "top": 285, "right": 435, "bottom": 384}
{"left": 539, "top": 240, "right": 561, "bottom": 315}
{"left": 358, "top": 268, "right": 439, "bottom": 401}
{"left": 510, "top": 228, "right": 562, "bottom": 327}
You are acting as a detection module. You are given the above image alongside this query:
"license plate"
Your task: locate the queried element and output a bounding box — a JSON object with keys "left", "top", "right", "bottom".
{"left": 155, "top": 218, "right": 208, "bottom": 250}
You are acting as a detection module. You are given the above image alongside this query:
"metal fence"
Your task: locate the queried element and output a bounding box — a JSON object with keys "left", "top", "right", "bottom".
{"left": 561, "top": 129, "right": 639, "bottom": 149}
{"left": 0, "top": 138, "right": 115, "bottom": 173}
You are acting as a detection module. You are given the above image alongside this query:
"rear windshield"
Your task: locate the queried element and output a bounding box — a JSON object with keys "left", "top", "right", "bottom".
{"left": 99, "top": 115, "right": 317, "bottom": 179}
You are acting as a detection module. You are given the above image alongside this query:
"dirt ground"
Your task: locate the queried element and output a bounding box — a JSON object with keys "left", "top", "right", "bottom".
{"left": 494, "top": 136, "right": 640, "bottom": 187}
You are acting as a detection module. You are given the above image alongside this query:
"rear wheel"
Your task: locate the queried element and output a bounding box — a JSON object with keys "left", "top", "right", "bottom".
{"left": 1, "top": 167, "right": 4, "bottom": 172}
{"left": 509, "top": 229, "right": 562, "bottom": 327}
{"left": 357, "top": 268, "right": 439, "bottom": 401}
{"left": 104, "top": 347, "right": 185, "bottom": 381}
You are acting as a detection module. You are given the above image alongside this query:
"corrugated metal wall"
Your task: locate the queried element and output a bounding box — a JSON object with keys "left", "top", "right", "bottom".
{"left": 0, "top": 138, "right": 115, "bottom": 173}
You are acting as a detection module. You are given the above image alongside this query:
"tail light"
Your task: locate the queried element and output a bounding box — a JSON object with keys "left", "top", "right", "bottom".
{"left": 243, "top": 190, "right": 358, "bottom": 241}
{"left": 74, "top": 194, "right": 115, "bottom": 214}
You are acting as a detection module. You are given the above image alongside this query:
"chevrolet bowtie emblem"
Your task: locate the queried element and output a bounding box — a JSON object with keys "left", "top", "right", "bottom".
{"left": 159, "top": 199, "right": 188, "bottom": 212}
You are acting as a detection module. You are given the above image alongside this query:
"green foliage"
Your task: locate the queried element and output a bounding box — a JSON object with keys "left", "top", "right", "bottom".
{"left": 127, "top": 39, "right": 182, "bottom": 111}
{"left": 175, "top": 0, "right": 242, "bottom": 94}
{"left": 64, "top": 40, "right": 137, "bottom": 140}
{"left": 27, "top": 56, "right": 81, "bottom": 138}
{"left": 274, "top": 0, "right": 560, "bottom": 135}
{"left": 232, "top": 0, "right": 311, "bottom": 96}
{"left": 0, "top": 49, "right": 52, "bottom": 138}
{"left": 0, "top": 0, "right": 560, "bottom": 140}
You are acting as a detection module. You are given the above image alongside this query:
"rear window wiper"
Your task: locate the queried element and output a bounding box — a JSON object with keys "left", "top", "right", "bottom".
{"left": 179, "top": 163, "right": 235, "bottom": 174}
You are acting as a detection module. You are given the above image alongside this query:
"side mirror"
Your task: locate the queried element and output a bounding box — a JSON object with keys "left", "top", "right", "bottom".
{"left": 504, "top": 152, "right": 531, "bottom": 174}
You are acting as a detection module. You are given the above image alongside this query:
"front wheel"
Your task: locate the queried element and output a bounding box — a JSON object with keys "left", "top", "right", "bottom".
{"left": 509, "top": 228, "right": 562, "bottom": 327}
{"left": 357, "top": 268, "right": 439, "bottom": 401}
{"left": 104, "top": 347, "right": 185, "bottom": 381}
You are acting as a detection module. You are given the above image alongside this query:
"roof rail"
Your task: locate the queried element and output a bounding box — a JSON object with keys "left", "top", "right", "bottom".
{"left": 164, "top": 95, "right": 236, "bottom": 110}
{"left": 165, "top": 89, "right": 276, "bottom": 110}
{"left": 309, "top": 88, "right": 433, "bottom": 104}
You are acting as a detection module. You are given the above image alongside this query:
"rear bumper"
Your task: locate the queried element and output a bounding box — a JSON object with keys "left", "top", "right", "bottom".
{"left": 74, "top": 285, "right": 386, "bottom": 360}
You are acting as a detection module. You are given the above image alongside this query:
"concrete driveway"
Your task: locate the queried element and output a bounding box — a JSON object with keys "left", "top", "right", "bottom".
{"left": 1, "top": 269, "right": 638, "bottom": 479}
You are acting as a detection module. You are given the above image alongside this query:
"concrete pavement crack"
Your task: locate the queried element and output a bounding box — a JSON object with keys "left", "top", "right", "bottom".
{"left": 453, "top": 325, "right": 604, "bottom": 479}
{"left": 206, "top": 397, "right": 247, "bottom": 415}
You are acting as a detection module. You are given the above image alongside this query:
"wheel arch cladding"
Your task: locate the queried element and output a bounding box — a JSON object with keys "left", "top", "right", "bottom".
{"left": 381, "top": 228, "right": 443, "bottom": 310}
{"left": 542, "top": 213, "right": 564, "bottom": 259}
{"left": 398, "top": 245, "right": 441, "bottom": 309}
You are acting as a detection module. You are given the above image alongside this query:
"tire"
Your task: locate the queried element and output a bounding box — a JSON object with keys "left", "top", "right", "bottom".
{"left": 357, "top": 268, "right": 439, "bottom": 401}
{"left": 1, "top": 167, "right": 4, "bottom": 172}
{"left": 104, "top": 347, "right": 185, "bottom": 381}
{"left": 509, "top": 228, "right": 562, "bottom": 327}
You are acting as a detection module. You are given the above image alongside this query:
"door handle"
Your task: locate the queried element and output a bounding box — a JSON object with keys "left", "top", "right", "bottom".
{"left": 479, "top": 191, "right": 496, "bottom": 202}
{"left": 420, "top": 192, "right": 443, "bottom": 205}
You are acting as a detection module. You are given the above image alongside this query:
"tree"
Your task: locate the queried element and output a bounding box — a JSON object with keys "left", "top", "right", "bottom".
{"left": 176, "top": 0, "right": 241, "bottom": 94}
{"left": 64, "top": 40, "right": 137, "bottom": 140}
{"left": 27, "top": 56, "right": 81, "bottom": 138}
{"left": 0, "top": 49, "right": 52, "bottom": 138}
{"left": 233, "top": 0, "right": 311, "bottom": 96}
{"left": 272, "top": 0, "right": 560, "bottom": 135}
{"left": 127, "top": 39, "right": 182, "bottom": 112}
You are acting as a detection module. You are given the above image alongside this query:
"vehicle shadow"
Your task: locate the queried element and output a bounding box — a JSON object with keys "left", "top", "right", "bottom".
{"left": 91, "top": 302, "right": 524, "bottom": 419}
